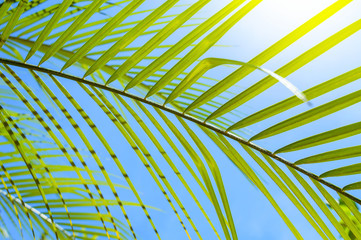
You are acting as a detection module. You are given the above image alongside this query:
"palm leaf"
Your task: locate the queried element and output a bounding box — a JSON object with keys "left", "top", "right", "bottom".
{"left": 0, "top": 0, "right": 361, "bottom": 239}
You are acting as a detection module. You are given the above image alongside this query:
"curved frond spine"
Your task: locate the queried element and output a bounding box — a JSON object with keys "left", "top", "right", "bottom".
{"left": 0, "top": 57, "right": 359, "bottom": 208}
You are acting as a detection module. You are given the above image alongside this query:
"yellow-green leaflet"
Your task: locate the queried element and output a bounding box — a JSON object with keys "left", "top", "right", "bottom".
{"left": 339, "top": 194, "right": 361, "bottom": 226}
{"left": 1, "top": 69, "right": 119, "bottom": 239}
{"left": 230, "top": 66, "right": 361, "bottom": 129}
{"left": 123, "top": 0, "right": 250, "bottom": 91}
{"left": 249, "top": 89, "right": 361, "bottom": 141}
{"left": 213, "top": 132, "right": 302, "bottom": 239}
{"left": 106, "top": 0, "right": 211, "bottom": 85}
{"left": 289, "top": 169, "right": 352, "bottom": 240}
{"left": 242, "top": 145, "right": 330, "bottom": 240}
{"left": 177, "top": 118, "right": 233, "bottom": 240}
{"left": 25, "top": 0, "right": 73, "bottom": 61}
{"left": 6, "top": 66, "right": 118, "bottom": 239}
{"left": 313, "top": 180, "right": 361, "bottom": 240}
{"left": 275, "top": 122, "right": 361, "bottom": 153}
{"left": 164, "top": 57, "right": 306, "bottom": 107}
{"left": 144, "top": 0, "right": 260, "bottom": 98}
{"left": 0, "top": 0, "right": 13, "bottom": 22}
{"left": 86, "top": 85, "right": 192, "bottom": 239}
{"left": 61, "top": 0, "right": 145, "bottom": 71}
{"left": 221, "top": 18, "right": 361, "bottom": 127}
{"left": 39, "top": 0, "right": 107, "bottom": 65}
{"left": 135, "top": 101, "right": 221, "bottom": 239}
{"left": 0, "top": 0, "right": 28, "bottom": 48}
{"left": 84, "top": 0, "right": 180, "bottom": 78}
{"left": 260, "top": 154, "right": 335, "bottom": 240}
{"left": 1, "top": 105, "right": 76, "bottom": 238}
{"left": 51, "top": 76, "right": 141, "bottom": 239}
{"left": 0, "top": 0, "right": 45, "bottom": 26}
{"left": 21, "top": 2, "right": 113, "bottom": 39}
{"left": 295, "top": 145, "right": 361, "bottom": 165}
{"left": 344, "top": 182, "right": 361, "bottom": 191}
{"left": 0, "top": 109, "right": 61, "bottom": 239}
{"left": 322, "top": 163, "right": 361, "bottom": 179}
{"left": 0, "top": 193, "right": 24, "bottom": 237}
{"left": 185, "top": 124, "right": 238, "bottom": 240}
{"left": 11, "top": 4, "right": 58, "bottom": 33}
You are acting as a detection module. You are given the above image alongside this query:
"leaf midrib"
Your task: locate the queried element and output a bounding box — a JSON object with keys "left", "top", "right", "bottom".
{"left": 0, "top": 57, "right": 359, "bottom": 207}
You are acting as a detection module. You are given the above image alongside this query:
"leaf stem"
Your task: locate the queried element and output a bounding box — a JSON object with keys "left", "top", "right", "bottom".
{"left": 1, "top": 57, "right": 360, "bottom": 206}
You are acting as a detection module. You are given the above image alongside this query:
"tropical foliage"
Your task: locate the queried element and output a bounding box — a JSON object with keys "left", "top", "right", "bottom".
{"left": 0, "top": 0, "right": 360, "bottom": 239}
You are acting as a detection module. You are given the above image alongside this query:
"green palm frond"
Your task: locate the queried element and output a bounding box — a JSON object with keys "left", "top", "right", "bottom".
{"left": 0, "top": 0, "right": 361, "bottom": 239}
